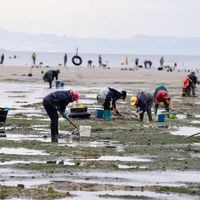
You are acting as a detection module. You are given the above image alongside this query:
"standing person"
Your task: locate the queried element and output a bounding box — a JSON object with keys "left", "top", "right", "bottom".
{"left": 87, "top": 60, "right": 92, "bottom": 67}
{"left": 32, "top": 52, "right": 37, "bottom": 66}
{"left": 160, "top": 56, "right": 164, "bottom": 67}
{"left": 97, "top": 87, "right": 127, "bottom": 115}
{"left": 43, "top": 69, "right": 60, "bottom": 88}
{"left": 130, "top": 92, "right": 153, "bottom": 122}
{"left": 154, "top": 85, "right": 171, "bottom": 116}
{"left": 43, "top": 90, "right": 80, "bottom": 142}
{"left": 188, "top": 71, "right": 198, "bottom": 97}
{"left": 64, "top": 53, "right": 67, "bottom": 67}
{"left": 125, "top": 56, "right": 129, "bottom": 66}
{"left": 0, "top": 53, "right": 5, "bottom": 64}
{"left": 135, "top": 58, "right": 139, "bottom": 67}
{"left": 98, "top": 55, "right": 102, "bottom": 67}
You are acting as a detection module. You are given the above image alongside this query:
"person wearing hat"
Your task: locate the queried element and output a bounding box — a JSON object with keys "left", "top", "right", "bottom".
{"left": 43, "top": 90, "right": 80, "bottom": 142}
{"left": 43, "top": 69, "right": 60, "bottom": 88}
{"left": 131, "top": 92, "right": 153, "bottom": 122}
{"left": 188, "top": 71, "right": 198, "bottom": 97}
{"left": 97, "top": 87, "right": 127, "bottom": 115}
{"left": 154, "top": 86, "right": 171, "bottom": 116}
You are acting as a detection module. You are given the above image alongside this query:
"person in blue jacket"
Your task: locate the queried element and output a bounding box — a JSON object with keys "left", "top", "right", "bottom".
{"left": 131, "top": 91, "right": 153, "bottom": 122}
{"left": 43, "top": 90, "right": 80, "bottom": 142}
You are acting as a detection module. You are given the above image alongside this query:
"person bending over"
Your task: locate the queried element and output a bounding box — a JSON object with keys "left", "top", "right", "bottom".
{"left": 43, "top": 90, "right": 80, "bottom": 142}
{"left": 97, "top": 87, "right": 127, "bottom": 115}
{"left": 43, "top": 69, "right": 60, "bottom": 88}
{"left": 131, "top": 91, "right": 153, "bottom": 122}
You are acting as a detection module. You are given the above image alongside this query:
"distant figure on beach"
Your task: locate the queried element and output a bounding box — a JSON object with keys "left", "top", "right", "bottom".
{"left": 43, "top": 69, "right": 60, "bottom": 88}
{"left": 131, "top": 92, "right": 153, "bottom": 122}
{"left": 182, "top": 71, "right": 198, "bottom": 97}
{"left": 43, "top": 90, "right": 80, "bottom": 142}
{"left": 154, "top": 85, "right": 171, "bottom": 116}
{"left": 98, "top": 55, "right": 102, "bottom": 67}
{"left": 97, "top": 87, "right": 127, "bottom": 116}
{"left": 188, "top": 71, "right": 198, "bottom": 97}
{"left": 32, "top": 52, "right": 37, "bottom": 66}
{"left": 160, "top": 56, "right": 164, "bottom": 67}
{"left": 125, "top": 56, "right": 129, "bottom": 66}
{"left": 135, "top": 58, "right": 139, "bottom": 67}
{"left": 13, "top": 55, "right": 17, "bottom": 59}
{"left": 0, "top": 53, "right": 5, "bottom": 64}
{"left": 64, "top": 53, "right": 67, "bottom": 67}
{"left": 87, "top": 60, "right": 92, "bottom": 67}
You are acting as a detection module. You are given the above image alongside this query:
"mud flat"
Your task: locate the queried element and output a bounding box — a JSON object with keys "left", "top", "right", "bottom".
{"left": 0, "top": 66, "right": 200, "bottom": 199}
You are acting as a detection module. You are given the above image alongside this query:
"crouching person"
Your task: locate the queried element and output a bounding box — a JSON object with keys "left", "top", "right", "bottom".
{"left": 97, "top": 87, "right": 127, "bottom": 115}
{"left": 43, "top": 69, "right": 60, "bottom": 88}
{"left": 131, "top": 92, "right": 153, "bottom": 122}
{"left": 154, "top": 85, "right": 171, "bottom": 116}
{"left": 43, "top": 90, "right": 80, "bottom": 142}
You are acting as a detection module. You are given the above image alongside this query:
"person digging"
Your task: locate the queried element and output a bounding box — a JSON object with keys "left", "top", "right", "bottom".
{"left": 154, "top": 86, "right": 172, "bottom": 116}
{"left": 130, "top": 92, "right": 153, "bottom": 122}
{"left": 43, "top": 90, "right": 80, "bottom": 142}
{"left": 97, "top": 87, "right": 127, "bottom": 116}
{"left": 43, "top": 69, "right": 60, "bottom": 88}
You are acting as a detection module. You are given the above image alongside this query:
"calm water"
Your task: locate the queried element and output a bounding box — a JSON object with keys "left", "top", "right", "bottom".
{"left": 1, "top": 51, "right": 200, "bottom": 68}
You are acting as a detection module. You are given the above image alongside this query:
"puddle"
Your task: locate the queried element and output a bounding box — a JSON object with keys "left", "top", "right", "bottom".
{"left": 96, "top": 156, "right": 151, "bottom": 162}
{"left": 176, "top": 114, "right": 187, "bottom": 120}
{"left": 170, "top": 126, "right": 200, "bottom": 137}
{"left": 79, "top": 99, "right": 96, "bottom": 104}
{"left": 0, "top": 148, "right": 49, "bottom": 156}
{"left": 82, "top": 94, "right": 97, "bottom": 99}
{"left": 72, "top": 190, "right": 198, "bottom": 200}
{"left": 190, "top": 153, "right": 200, "bottom": 158}
{"left": 191, "top": 120, "right": 200, "bottom": 124}
{"left": 0, "top": 160, "right": 45, "bottom": 166}
{"left": 117, "top": 164, "right": 147, "bottom": 169}
{"left": 79, "top": 156, "right": 151, "bottom": 162}
{"left": 0, "top": 82, "right": 99, "bottom": 109}
{"left": 74, "top": 170, "right": 200, "bottom": 187}
{"left": 193, "top": 142, "right": 200, "bottom": 147}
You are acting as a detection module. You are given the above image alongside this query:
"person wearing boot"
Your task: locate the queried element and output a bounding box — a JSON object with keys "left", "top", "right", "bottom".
{"left": 43, "top": 90, "right": 80, "bottom": 142}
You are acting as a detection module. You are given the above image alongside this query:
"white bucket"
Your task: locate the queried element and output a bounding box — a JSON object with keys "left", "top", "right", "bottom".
{"left": 79, "top": 125, "right": 91, "bottom": 137}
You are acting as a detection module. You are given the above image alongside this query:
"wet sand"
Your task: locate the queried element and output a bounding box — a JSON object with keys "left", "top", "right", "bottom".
{"left": 0, "top": 65, "right": 200, "bottom": 199}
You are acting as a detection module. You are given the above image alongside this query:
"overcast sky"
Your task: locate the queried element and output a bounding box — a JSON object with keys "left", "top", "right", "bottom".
{"left": 0, "top": 0, "right": 199, "bottom": 39}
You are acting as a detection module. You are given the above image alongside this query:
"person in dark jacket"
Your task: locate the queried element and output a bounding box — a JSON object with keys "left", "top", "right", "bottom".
{"left": 43, "top": 69, "right": 60, "bottom": 88}
{"left": 97, "top": 87, "right": 127, "bottom": 115}
{"left": 64, "top": 53, "right": 67, "bottom": 67}
{"left": 131, "top": 92, "right": 153, "bottom": 122}
{"left": 0, "top": 53, "right": 5, "bottom": 64}
{"left": 188, "top": 71, "right": 198, "bottom": 97}
{"left": 43, "top": 90, "right": 80, "bottom": 142}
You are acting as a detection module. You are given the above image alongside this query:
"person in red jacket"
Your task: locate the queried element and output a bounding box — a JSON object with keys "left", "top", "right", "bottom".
{"left": 154, "top": 86, "right": 171, "bottom": 116}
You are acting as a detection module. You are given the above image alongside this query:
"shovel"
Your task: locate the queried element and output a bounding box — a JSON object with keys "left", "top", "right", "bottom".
{"left": 63, "top": 115, "right": 80, "bottom": 135}
{"left": 184, "top": 132, "right": 200, "bottom": 139}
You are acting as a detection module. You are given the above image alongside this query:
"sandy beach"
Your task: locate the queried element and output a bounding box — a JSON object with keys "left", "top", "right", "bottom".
{"left": 0, "top": 65, "right": 200, "bottom": 199}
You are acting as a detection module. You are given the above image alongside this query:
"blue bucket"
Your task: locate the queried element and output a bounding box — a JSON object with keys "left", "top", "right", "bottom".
{"left": 96, "top": 109, "right": 104, "bottom": 118}
{"left": 103, "top": 110, "right": 111, "bottom": 121}
{"left": 158, "top": 114, "right": 165, "bottom": 122}
{"left": 56, "top": 81, "right": 65, "bottom": 88}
